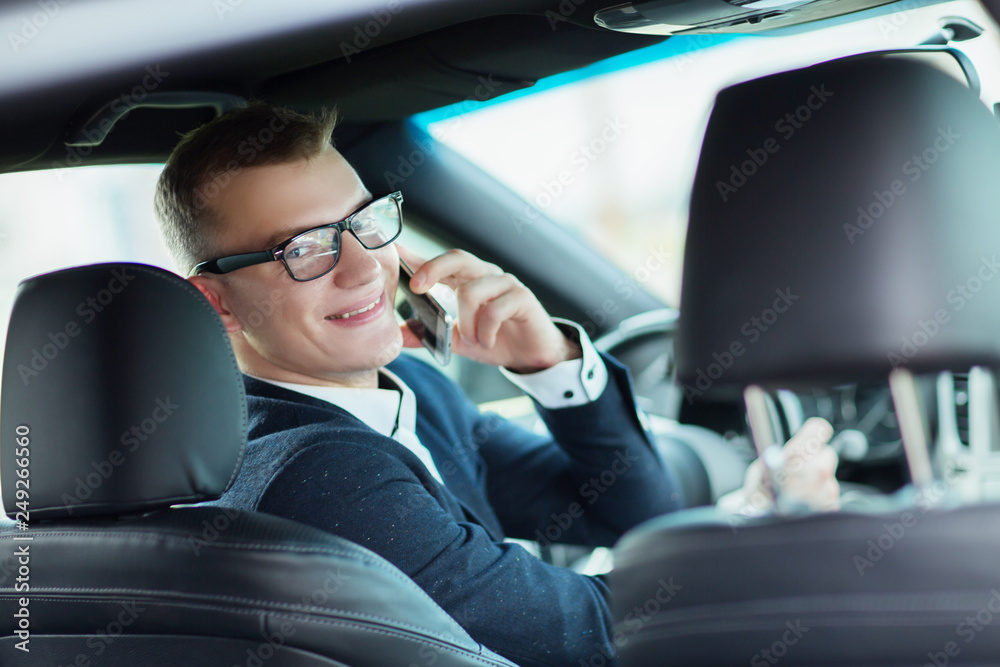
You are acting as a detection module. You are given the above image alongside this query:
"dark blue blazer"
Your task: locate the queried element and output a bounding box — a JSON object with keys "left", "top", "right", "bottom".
{"left": 213, "top": 353, "right": 683, "bottom": 667}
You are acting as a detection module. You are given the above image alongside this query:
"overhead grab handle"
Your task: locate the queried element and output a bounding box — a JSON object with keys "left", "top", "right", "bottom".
{"left": 65, "top": 92, "right": 247, "bottom": 148}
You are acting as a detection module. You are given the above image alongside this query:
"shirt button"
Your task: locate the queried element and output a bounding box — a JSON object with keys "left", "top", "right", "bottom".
{"left": 563, "top": 390, "right": 574, "bottom": 399}
{"left": 587, "top": 368, "right": 595, "bottom": 379}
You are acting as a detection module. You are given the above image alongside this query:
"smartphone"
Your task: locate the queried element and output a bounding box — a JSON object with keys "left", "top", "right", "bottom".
{"left": 396, "top": 259, "right": 456, "bottom": 366}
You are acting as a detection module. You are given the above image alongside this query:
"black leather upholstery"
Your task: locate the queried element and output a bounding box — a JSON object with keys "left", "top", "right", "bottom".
{"left": 0, "top": 263, "right": 518, "bottom": 667}
{"left": 611, "top": 56, "right": 1000, "bottom": 666}
{"left": 1, "top": 263, "right": 246, "bottom": 519}
{"left": 653, "top": 434, "right": 713, "bottom": 507}
{"left": 612, "top": 501, "right": 1000, "bottom": 667}
{"left": 676, "top": 55, "right": 1000, "bottom": 388}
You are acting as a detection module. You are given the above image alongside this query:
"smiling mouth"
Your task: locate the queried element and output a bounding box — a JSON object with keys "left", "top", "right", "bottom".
{"left": 326, "top": 295, "right": 382, "bottom": 320}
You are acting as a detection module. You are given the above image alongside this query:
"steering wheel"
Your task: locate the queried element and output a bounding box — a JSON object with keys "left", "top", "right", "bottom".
{"left": 594, "top": 308, "right": 683, "bottom": 419}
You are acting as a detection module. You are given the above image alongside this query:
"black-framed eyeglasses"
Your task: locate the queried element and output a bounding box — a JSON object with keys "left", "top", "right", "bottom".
{"left": 191, "top": 191, "right": 404, "bottom": 282}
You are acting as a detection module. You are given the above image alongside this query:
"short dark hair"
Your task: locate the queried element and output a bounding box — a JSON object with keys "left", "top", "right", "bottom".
{"left": 154, "top": 102, "right": 339, "bottom": 274}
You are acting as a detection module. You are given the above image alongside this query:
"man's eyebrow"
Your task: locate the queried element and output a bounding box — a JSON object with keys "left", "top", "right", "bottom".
{"left": 262, "top": 225, "right": 311, "bottom": 249}
{"left": 261, "top": 194, "right": 373, "bottom": 249}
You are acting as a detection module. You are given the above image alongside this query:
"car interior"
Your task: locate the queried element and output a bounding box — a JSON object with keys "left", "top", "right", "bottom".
{"left": 5, "top": 0, "right": 1000, "bottom": 665}
{"left": 0, "top": 262, "right": 521, "bottom": 666}
{"left": 612, "top": 51, "right": 1000, "bottom": 665}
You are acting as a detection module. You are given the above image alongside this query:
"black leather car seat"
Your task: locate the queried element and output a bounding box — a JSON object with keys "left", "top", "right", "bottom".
{"left": 610, "top": 54, "right": 1000, "bottom": 666}
{"left": 0, "top": 262, "right": 517, "bottom": 667}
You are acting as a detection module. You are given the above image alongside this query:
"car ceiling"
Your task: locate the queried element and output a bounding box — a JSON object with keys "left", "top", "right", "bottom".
{"left": 0, "top": 0, "right": 671, "bottom": 172}
{"left": 0, "top": 0, "right": 973, "bottom": 340}
{"left": 0, "top": 0, "right": 937, "bottom": 173}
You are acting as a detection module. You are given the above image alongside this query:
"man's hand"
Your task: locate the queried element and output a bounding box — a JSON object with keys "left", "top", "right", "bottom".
{"left": 398, "top": 247, "right": 580, "bottom": 373}
{"left": 726, "top": 417, "right": 840, "bottom": 514}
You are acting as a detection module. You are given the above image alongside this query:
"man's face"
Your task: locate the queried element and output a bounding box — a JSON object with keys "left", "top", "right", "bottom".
{"left": 196, "top": 145, "right": 403, "bottom": 386}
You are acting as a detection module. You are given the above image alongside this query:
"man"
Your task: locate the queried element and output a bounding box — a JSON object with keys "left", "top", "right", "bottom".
{"left": 154, "top": 103, "right": 838, "bottom": 666}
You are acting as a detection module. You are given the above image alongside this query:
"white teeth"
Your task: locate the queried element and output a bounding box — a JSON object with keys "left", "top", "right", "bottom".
{"left": 328, "top": 296, "right": 381, "bottom": 320}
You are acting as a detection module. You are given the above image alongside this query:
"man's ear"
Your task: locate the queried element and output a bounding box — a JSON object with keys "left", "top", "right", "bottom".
{"left": 188, "top": 275, "right": 243, "bottom": 333}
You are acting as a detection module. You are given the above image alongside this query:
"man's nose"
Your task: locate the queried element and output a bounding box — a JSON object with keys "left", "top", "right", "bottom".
{"left": 332, "top": 232, "right": 382, "bottom": 288}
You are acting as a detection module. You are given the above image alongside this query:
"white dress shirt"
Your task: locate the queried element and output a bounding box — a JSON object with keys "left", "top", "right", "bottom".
{"left": 250, "top": 320, "right": 607, "bottom": 484}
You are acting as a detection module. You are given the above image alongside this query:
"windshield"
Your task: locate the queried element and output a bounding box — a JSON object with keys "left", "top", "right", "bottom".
{"left": 417, "top": 0, "right": 1000, "bottom": 308}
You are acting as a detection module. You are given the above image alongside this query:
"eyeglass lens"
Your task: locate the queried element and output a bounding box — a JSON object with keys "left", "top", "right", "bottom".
{"left": 284, "top": 195, "right": 401, "bottom": 280}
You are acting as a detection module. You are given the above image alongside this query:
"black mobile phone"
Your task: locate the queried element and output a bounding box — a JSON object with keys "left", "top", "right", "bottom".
{"left": 396, "top": 259, "right": 455, "bottom": 365}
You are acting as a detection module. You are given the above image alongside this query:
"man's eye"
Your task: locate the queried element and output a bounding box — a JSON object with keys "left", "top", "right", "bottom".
{"left": 352, "top": 215, "right": 376, "bottom": 233}
{"left": 286, "top": 243, "right": 320, "bottom": 260}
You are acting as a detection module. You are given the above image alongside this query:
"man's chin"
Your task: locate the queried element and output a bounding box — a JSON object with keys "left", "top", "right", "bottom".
{"left": 345, "top": 326, "right": 405, "bottom": 371}
{"left": 370, "top": 336, "right": 404, "bottom": 369}
{"left": 234, "top": 311, "right": 407, "bottom": 384}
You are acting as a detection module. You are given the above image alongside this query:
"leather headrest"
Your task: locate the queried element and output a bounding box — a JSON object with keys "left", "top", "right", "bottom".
{"left": 1, "top": 263, "right": 247, "bottom": 520}
{"left": 677, "top": 55, "right": 1000, "bottom": 390}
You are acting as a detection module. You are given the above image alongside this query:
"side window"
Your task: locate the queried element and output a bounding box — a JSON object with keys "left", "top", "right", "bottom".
{"left": 0, "top": 165, "right": 170, "bottom": 371}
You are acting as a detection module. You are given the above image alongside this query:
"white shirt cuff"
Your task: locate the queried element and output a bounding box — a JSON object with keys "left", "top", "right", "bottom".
{"left": 499, "top": 319, "right": 608, "bottom": 409}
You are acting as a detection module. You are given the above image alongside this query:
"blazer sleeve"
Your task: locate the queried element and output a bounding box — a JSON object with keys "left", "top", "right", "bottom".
{"left": 476, "top": 353, "right": 685, "bottom": 546}
{"left": 256, "top": 438, "right": 617, "bottom": 667}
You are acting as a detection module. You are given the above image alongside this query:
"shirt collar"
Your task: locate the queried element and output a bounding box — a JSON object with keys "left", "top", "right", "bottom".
{"left": 247, "top": 368, "right": 417, "bottom": 439}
